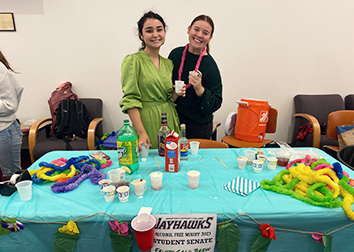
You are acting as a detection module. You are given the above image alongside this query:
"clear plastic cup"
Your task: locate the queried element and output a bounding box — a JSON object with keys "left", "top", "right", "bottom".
{"left": 175, "top": 80, "right": 184, "bottom": 94}
{"left": 276, "top": 150, "right": 290, "bottom": 167}
{"left": 187, "top": 170, "right": 201, "bottom": 189}
{"left": 141, "top": 144, "right": 149, "bottom": 159}
{"left": 15, "top": 180, "right": 32, "bottom": 201}
{"left": 131, "top": 179, "right": 146, "bottom": 196}
{"left": 108, "top": 169, "right": 121, "bottom": 184}
{"left": 189, "top": 141, "right": 200, "bottom": 155}
{"left": 244, "top": 149, "right": 256, "bottom": 165}
{"left": 150, "top": 172, "right": 163, "bottom": 190}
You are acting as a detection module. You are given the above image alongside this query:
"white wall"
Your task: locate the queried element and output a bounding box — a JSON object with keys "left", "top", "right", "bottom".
{"left": 1, "top": 0, "right": 354, "bottom": 143}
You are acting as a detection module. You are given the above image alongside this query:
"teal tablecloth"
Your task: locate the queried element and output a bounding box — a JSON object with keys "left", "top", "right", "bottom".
{"left": 1, "top": 148, "right": 354, "bottom": 251}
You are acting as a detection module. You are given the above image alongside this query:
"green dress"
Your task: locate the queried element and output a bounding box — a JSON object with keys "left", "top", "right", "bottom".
{"left": 119, "top": 50, "right": 180, "bottom": 149}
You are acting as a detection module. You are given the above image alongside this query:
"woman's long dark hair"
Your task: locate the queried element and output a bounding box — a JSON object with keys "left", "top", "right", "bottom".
{"left": 137, "top": 11, "right": 167, "bottom": 51}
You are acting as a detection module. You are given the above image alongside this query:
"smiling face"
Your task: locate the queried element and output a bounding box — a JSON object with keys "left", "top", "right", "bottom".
{"left": 140, "top": 18, "right": 166, "bottom": 51}
{"left": 187, "top": 20, "right": 213, "bottom": 55}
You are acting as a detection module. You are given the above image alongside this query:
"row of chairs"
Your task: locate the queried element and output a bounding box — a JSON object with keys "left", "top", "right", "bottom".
{"left": 27, "top": 94, "right": 354, "bottom": 166}
{"left": 27, "top": 99, "right": 227, "bottom": 164}
{"left": 291, "top": 94, "right": 354, "bottom": 148}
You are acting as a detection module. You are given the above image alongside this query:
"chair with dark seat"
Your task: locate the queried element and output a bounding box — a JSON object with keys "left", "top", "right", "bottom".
{"left": 321, "top": 110, "right": 354, "bottom": 158}
{"left": 337, "top": 145, "right": 354, "bottom": 170}
{"left": 211, "top": 121, "right": 221, "bottom": 141}
{"left": 222, "top": 107, "right": 278, "bottom": 148}
{"left": 291, "top": 94, "right": 344, "bottom": 148}
{"left": 188, "top": 139, "right": 229, "bottom": 149}
{"left": 28, "top": 98, "right": 104, "bottom": 163}
{"left": 345, "top": 95, "right": 354, "bottom": 110}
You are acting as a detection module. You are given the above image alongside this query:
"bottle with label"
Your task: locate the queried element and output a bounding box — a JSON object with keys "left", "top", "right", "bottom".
{"left": 116, "top": 119, "right": 139, "bottom": 174}
{"left": 179, "top": 124, "right": 188, "bottom": 161}
{"left": 158, "top": 112, "right": 171, "bottom": 157}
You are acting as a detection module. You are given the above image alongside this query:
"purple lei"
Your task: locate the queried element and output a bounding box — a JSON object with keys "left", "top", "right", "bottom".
{"left": 1, "top": 220, "right": 25, "bottom": 232}
{"left": 51, "top": 164, "right": 106, "bottom": 193}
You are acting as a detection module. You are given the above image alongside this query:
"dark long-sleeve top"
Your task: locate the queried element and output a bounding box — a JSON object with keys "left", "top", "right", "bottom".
{"left": 168, "top": 46, "right": 222, "bottom": 124}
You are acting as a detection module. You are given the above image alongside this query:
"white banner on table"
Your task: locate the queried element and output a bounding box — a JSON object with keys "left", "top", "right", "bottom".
{"left": 152, "top": 213, "right": 217, "bottom": 252}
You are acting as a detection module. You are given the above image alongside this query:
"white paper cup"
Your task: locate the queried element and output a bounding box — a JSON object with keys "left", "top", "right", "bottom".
{"left": 257, "top": 154, "right": 267, "bottom": 163}
{"left": 15, "top": 180, "right": 32, "bottom": 201}
{"left": 187, "top": 170, "right": 201, "bottom": 189}
{"left": 253, "top": 160, "right": 264, "bottom": 173}
{"left": 175, "top": 80, "right": 184, "bottom": 94}
{"left": 237, "top": 156, "right": 248, "bottom": 169}
{"left": 244, "top": 150, "right": 256, "bottom": 165}
{"left": 150, "top": 172, "right": 163, "bottom": 190}
{"left": 98, "top": 179, "right": 112, "bottom": 194}
{"left": 141, "top": 144, "right": 149, "bottom": 158}
{"left": 117, "top": 185, "right": 130, "bottom": 202}
{"left": 131, "top": 179, "right": 146, "bottom": 196}
{"left": 102, "top": 185, "right": 116, "bottom": 202}
{"left": 267, "top": 157, "right": 278, "bottom": 170}
{"left": 189, "top": 141, "right": 200, "bottom": 155}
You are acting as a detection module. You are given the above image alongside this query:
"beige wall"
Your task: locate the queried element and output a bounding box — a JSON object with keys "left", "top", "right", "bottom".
{"left": 1, "top": 0, "right": 354, "bottom": 143}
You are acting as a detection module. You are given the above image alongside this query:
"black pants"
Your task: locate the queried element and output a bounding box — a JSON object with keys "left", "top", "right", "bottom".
{"left": 183, "top": 121, "right": 213, "bottom": 140}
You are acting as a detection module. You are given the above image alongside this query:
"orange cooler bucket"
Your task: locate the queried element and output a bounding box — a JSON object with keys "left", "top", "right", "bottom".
{"left": 234, "top": 99, "right": 270, "bottom": 142}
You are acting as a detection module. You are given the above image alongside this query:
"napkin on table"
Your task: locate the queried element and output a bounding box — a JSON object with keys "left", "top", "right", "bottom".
{"left": 222, "top": 176, "right": 260, "bottom": 196}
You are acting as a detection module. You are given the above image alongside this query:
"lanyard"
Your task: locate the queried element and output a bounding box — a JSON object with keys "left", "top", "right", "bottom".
{"left": 177, "top": 43, "right": 206, "bottom": 89}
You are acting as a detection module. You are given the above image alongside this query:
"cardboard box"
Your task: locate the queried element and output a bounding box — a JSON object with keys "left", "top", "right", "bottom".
{"left": 165, "top": 131, "right": 179, "bottom": 172}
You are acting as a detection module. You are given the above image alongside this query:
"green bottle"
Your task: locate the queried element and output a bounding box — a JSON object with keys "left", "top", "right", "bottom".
{"left": 117, "top": 119, "right": 139, "bottom": 174}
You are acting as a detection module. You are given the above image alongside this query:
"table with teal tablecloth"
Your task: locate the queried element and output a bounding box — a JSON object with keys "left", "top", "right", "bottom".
{"left": 1, "top": 148, "right": 354, "bottom": 251}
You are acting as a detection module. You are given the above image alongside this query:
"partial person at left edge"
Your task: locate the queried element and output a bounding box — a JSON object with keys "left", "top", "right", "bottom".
{"left": 0, "top": 50, "right": 24, "bottom": 181}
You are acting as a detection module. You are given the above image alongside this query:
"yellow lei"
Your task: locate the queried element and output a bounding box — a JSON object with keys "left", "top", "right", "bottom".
{"left": 29, "top": 165, "right": 76, "bottom": 181}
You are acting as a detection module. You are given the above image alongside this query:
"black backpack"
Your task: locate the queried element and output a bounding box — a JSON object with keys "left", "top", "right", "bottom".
{"left": 54, "top": 99, "right": 90, "bottom": 140}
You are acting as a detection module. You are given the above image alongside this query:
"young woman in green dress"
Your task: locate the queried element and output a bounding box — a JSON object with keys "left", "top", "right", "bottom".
{"left": 120, "top": 11, "right": 184, "bottom": 150}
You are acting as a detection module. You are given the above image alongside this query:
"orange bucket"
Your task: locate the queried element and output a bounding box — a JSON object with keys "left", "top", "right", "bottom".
{"left": 234, "top": 99, "right": 270, "bottom": 142}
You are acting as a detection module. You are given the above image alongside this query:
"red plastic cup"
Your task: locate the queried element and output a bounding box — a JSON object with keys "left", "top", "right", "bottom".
{"left": 131, "top": 214, "right": 156, "bottom": 251}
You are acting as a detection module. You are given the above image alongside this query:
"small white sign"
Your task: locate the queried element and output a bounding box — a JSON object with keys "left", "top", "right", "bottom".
{"left": 152, "top": 213, "right": 217, "bottom": 252}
